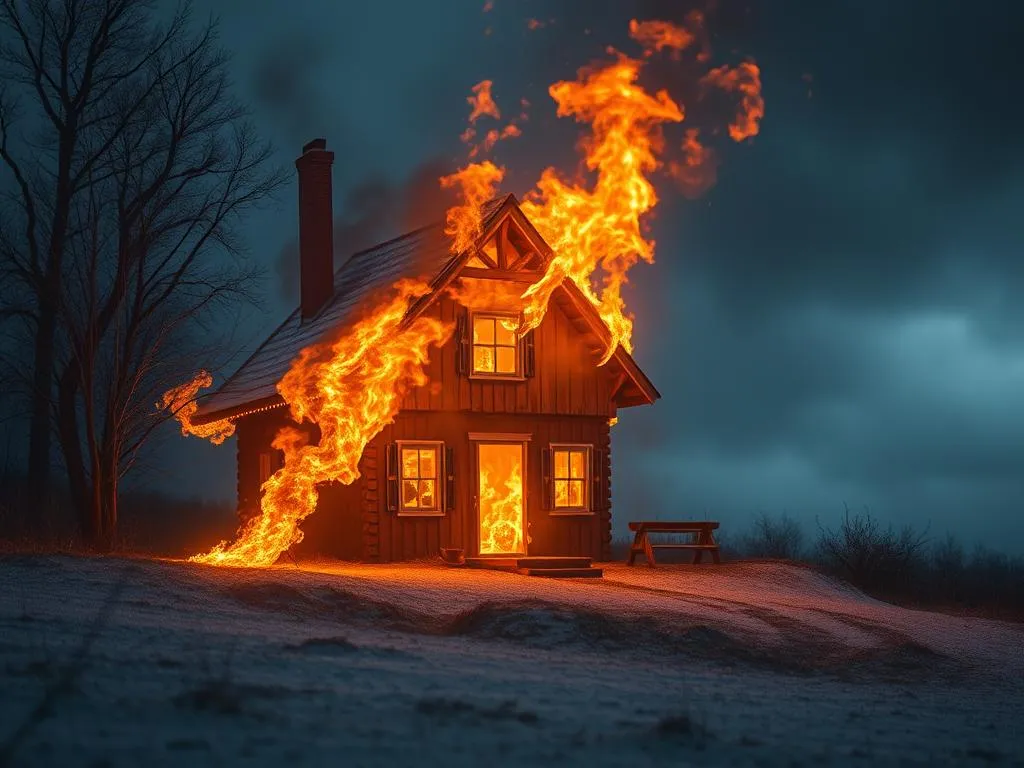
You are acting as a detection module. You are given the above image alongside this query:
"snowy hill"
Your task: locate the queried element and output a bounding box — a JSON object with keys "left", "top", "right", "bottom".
{"left": 1, "top": 555, "right": 1021, "bottom": 766}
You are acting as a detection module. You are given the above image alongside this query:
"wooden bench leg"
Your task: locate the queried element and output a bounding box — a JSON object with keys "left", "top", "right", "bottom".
{"left": 643, "top": 532, "right": 656, "bottom": 567}
{"left": 627, "top": 530, "right": 644, "bottom": 566}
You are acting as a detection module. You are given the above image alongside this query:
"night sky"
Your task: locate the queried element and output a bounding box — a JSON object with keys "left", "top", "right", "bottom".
{"left": 149, "top": 0, "right": 1024, "bottom": 552}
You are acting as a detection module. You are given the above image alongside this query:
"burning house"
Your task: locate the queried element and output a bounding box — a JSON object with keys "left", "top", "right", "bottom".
{"left": 164, "top": 16, "right": 761, "bottom": 570}
{"left": 188, "top": 138, "right": 659, "bottom": 565}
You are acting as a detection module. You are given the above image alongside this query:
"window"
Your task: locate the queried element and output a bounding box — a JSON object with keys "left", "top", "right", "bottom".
{"left": 472, "top": 313, "right": 520, "bottom": 376}
{"left": 551, "top": 444, "right": 590, "bottom": 512}
{"left": 399, "top": 441, "right": 442, "bottom": 514}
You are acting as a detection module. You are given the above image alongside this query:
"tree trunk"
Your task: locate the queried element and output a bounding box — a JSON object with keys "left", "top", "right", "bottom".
{"left": 26, "top": 289, "right": 58, "bottom": 516}
{"left": 101, "top": 457, "right": 118, "bottom": 548}
{"left": 56, "top": 363, "right": 96, "bottom": 542}
{"left": 27, "top": 131, "right": 74, "bottom": 518}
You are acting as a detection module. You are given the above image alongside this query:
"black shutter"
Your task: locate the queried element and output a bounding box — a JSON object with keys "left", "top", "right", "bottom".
{"left": 385, "top": 442, "right": 399, "bottom": 513}
{"left": 444, "top": 446, "right": 455, "bottom": 511}
{"left": 523, "top": 329, "right": 536, "bottom": 378}
{"left": 592, "top": 447, "right": 606, "bottom": 512}
{"left": 541, "top": 446, "right": 552, "bottom": 511}
{"left": 455, "top": 309, "right": 470, "bottom": 376}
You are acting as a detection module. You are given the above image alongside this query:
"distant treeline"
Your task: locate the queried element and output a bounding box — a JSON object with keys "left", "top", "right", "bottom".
{"left": 616, "top": 507, "right": 1024, "bottom": 621}
{"left": 0, "top": 474, "right": 237, "bottom": 558}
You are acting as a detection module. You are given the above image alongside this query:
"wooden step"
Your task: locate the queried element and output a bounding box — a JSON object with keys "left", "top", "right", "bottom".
{"left": 516, "top": 567, "right": 604, "bottom": 579}
{"left": 464, "top": 557, "right": 519, "bottom": 570}
{"left": 515, "top": 556, "right": 592, "bottom": 569}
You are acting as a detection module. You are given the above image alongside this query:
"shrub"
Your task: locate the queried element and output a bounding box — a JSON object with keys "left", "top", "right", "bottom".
{"left": 740, "top": 512, "right": 805, "bottom": 560}
{"left": 815, "top": 505, "right": 929, "bottom": 595}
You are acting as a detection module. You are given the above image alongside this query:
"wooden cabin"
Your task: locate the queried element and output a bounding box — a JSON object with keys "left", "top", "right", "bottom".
{"left": 192, "top": 138, "right": 659, "bottom": 562}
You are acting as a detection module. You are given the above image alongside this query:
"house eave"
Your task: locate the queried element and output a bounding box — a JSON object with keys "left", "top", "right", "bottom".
{"left": 192, "top": 394, "right": 286, "bottom": 426}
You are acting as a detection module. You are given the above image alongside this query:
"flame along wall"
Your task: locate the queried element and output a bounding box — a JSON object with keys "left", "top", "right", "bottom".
{"left": 233, "top": 291, "right": 618, "bottom": 562}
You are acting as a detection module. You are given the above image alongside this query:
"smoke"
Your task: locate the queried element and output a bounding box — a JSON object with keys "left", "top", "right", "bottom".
{"left": 273, "top": 158, "right": 460, "bottom": 305}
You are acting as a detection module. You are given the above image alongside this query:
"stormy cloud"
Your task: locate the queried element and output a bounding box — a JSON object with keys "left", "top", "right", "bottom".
{"left": 166, "top": 0, "right": 1023, "bottom": 550}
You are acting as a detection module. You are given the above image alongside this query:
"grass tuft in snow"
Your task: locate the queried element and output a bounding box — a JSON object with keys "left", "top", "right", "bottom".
{"left": 417, "top": 697, "right": 540, "bottom": 725}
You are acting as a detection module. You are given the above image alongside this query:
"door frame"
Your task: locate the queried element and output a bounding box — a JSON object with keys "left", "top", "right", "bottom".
{"left": 469, "top": 432, "right": 531, "bottom": 557}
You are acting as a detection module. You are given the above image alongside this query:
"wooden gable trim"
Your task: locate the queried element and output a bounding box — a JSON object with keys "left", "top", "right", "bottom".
{"left": 496, "top": 218, "right": 510, "bottom": 269}
{"left": 400, "top": 197, "right": 659, "bottom": 408}
{"left": 459, "top": 267, "right": 544, "bottom": 282}
{"left": 555, "top": 281, "right": 661, "bottom": 407}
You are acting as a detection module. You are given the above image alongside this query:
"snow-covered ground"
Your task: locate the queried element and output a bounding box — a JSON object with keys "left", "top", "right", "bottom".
{"left": 1, "top": 555, "right": 1021, "bottom": 766}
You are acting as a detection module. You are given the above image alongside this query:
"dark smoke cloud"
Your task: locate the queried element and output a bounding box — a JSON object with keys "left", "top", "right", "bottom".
{"left": 273, "top": 159, "right": 459, "bottom": 305}
{"left": 250, "top": 34, "right": 351, "bottom": 156}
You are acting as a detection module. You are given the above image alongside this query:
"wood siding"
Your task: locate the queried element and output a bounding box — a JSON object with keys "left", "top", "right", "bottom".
{"left": 233, "top": 294, "right": 619, "bottom": 562}
{"left": 234, "top": 408, "right": 363, "bottom": 560}
{"left": 399, "top": 295, "right": 616, "bottom": 418}
{"left": 370, "top": 411, "right": 610, "bottom": 562}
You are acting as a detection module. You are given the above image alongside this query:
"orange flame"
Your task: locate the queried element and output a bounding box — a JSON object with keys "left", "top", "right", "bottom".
{"left": 478, "top": 443, "right": 525, "bottom": 554}
{"left": 439, "top": 161, "right": 505, "bottom": 255}
{"left": 518, "top": 48, "right": 684, "bottom": 363}
{"left": 159, "top": 370, "right": 235, "bottom": 445}
{"left": 669, "top": 128, "right": 718, "bottom": 199}
{"left": 186, "top": 280, "right": 452, "bottom": 567}
{"left": 467, "top": 79, "right": 501, "bottom": 123}
{"left": 703, "top": 61, "right": 764, "bottom": 142}
{"left": 628, "top": 18, "right": 694, "bottom": 57}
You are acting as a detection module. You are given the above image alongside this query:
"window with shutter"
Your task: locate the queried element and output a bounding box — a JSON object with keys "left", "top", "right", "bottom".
{"left": 395, "top": 440, "right": 446, "bottom": 517}
{"left": 469, "top": 311, "right": 524, "bottom": 379}
{"left": 548, "top": 443, "right": 594, "bottom": 515}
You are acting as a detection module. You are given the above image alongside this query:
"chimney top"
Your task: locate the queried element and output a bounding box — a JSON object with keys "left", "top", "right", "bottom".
{"left": 302, "top": 138, "right": 327, "bottom": 153}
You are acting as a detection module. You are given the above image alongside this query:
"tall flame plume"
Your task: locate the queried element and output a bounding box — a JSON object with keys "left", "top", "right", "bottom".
{"left": 169, "top": 281, "right": 451, "bottom": 567}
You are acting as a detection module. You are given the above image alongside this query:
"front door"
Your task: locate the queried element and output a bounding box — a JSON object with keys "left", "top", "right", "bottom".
{"left": 476, "top": 442, "right": 526, "bottom": 556}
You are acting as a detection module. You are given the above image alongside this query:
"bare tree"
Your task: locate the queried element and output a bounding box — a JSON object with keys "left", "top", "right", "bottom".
{"left": 1, "top": 1, "right": 285, "bottom": 542}
{"left": 0, "top": 0, "right": 199, "bottom": 510}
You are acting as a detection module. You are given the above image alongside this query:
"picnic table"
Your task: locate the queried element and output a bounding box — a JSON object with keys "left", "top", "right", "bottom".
{"left": 627, "top": 521, "right": 721, "bottom": 566}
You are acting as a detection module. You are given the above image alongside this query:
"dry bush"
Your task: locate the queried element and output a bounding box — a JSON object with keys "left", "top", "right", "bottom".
{"left": 815, "top": 505, "right": 929, "bottom": 595}
{"left": 739, "top": 512, "right": 805, "bottom": 560}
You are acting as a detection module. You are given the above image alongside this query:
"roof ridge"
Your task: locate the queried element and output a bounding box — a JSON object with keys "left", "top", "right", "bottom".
{"left": 338, "top": 193, "right": 513, "bottom": 270}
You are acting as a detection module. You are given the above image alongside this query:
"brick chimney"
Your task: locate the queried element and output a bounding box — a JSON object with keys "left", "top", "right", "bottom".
{"left": 295, "top": 138, "right": 335, "bottom": 320}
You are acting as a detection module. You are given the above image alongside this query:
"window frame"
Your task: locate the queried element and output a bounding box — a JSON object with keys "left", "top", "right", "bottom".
{"left": 548, "top": 443, "right": 593, "bottom": 516}
{"left": 395, "top": 440, "right": 446, "bottom": 517}
{"left": 468, "top": 310, "right": 524, "bottom": 380}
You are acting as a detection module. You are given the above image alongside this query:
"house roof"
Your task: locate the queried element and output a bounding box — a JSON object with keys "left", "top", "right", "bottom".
{"left": 193, "top": 195, "right": 659, "bottom": 424}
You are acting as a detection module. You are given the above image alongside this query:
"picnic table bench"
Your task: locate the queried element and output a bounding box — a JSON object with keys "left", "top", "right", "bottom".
{"left": 627, "top": 521, "right": 721, "bottom": 566}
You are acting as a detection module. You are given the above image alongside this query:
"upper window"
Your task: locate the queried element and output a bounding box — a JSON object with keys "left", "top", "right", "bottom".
{"left": 472, "top": 313, "right": 520, "bottom": 377}
{"left": 399, "top": 441, "right": 442, "bottom": 514}
{"left": 552, "top": 444, "right": 590, "bottom": 511}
